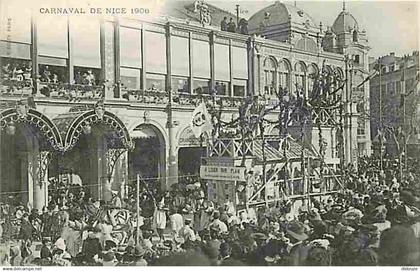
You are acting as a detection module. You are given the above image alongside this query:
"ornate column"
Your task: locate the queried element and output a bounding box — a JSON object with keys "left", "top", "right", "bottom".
{"left": 29, "top": 151, "right": 51, "bottom": 210}
{"left": 166, "top": 23, "right": 178, "bottom": 190}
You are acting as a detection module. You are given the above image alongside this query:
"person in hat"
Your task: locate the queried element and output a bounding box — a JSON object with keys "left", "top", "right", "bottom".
{"left": 132, "top": 244, "right": 148, "bottom": 266}
{"left": 19, "top": 213, "right": 33, "bottom": 241}
{"left": 101, "top": 251, "right": 117, "bottom": 266}
{"left": 285, "top": 221, "right": 310, "bottom": 266}
{"left": 170, "top": 207, "right": 184, "bottom": 237}
{"left": 209, "top": 211, "right": 228, "bottom": 234}
{"left": 82, "top": 227, "right": 102, "bottom": 263}
{"left": 153, "top": 200, "right": 167, "bottom": 242}
{"left": 40, "top": 237, "right": 53, "bottom": 260}
{"left": 179, "top": 218, "right": 196, "bottom": 242}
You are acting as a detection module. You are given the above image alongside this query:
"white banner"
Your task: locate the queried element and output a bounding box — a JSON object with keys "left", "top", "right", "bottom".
{"left": 200, "top": 166, "right": 246, "bottom": 182}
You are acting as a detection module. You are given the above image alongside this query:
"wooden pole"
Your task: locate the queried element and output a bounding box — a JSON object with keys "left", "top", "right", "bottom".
{"left": 136, "top": 174, "right": 140, "bottom": 245}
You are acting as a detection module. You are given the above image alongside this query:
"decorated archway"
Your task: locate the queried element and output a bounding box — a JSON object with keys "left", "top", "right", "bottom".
{"left": 51, "top": 103, "right": 133, "bottom": 201}
{"left": 129, "top": 123, "right": 166, "bottom": 191}
{"left": 0, "top": 103, "right": 63, "bottom": 208}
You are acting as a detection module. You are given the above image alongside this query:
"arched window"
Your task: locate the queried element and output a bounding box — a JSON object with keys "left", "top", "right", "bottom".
{"left": 307, "top": 64, "right": 319, "bottom": 96}
{"left": 263, "top": 57, "right": 276, "bottom": 96}
{"left": 294, "top": 62, "right": 306, "bottom": 94}
{"left": 278, "top": 60, "right": 291, "bottom": 92}
{"left": 353, "top": 30, "right": 358, "bottom": 42}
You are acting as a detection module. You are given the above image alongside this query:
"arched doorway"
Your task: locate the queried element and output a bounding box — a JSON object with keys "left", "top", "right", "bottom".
{"left": 51, "top": 104, "right": 133, "bottom": 202}
{"left": 177, "top": 127, "right": 206, "bottom": 183}
{"left": 0, "top": 105, "right": 63, "bottom": 209}
{"left": 129, "top": 124, "right": 166, "bottom": 192}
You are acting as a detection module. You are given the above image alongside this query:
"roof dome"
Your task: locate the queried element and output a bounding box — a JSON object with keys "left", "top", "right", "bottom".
{"left": 248, "top": 1, "right": 317, "bottom": 32}
{"left": 331, "top": 10, "right": 359, "bottom": 34}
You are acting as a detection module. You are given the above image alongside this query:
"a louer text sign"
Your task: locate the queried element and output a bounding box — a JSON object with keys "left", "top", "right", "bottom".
{"left": 200, "top": 166, "right": 246, "bottom": 182}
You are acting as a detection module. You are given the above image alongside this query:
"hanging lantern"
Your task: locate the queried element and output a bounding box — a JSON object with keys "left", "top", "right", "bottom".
{"left": 6, "top": 121, "right": 16, "bottom": 135}
{"left": 82, "top": 123, "right": 92, "bottom": 134}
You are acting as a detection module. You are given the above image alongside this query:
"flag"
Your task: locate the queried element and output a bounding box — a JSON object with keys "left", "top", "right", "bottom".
{"left": 190, "top": 102, "right": 213, "bottom": 138}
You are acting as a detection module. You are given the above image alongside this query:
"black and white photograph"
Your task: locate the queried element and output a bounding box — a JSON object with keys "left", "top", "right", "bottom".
{"left": 0, "top": 0, "right": 419, "bottom": 267}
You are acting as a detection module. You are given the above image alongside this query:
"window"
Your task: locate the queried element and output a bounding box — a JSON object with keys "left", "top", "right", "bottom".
{"left": 73, "top": 67, "right": 100, "bottom": 85}
{"left": 1, "top": 57, "right": 32, "bottom": 81}
{"left": 214, "top": 81, "right": 229, "bottom": 96}
{"left": 145, "top": 31, "right": 167, "bottom": 74}
{"left": 0, "top": 0, "right": 31, "bottom": 44}
{"left": 192, "top": 40, "right": 210, "bottom": 79}
{"left": 70, "top": 18, "right": 101, "bottom": 68}
{"left": 233, "top": 79, "right": 247, "bottom": 97}
{"left": 263, "top": 58, "right": 276, "bottom": 96}
{"left": 232, "top": 47, "right": 248, "bottom": 79}
{"left": 38, "top": 16, "right": 68, "bottom": 58}
{"left": 278, "top": 60, "right": 291, "bottom": 90}
{"left": 171, "top": 36, "right": 189, "bottom": 76}
{"left": 356, "top": 102, "right": 364, "bottom": 113}
{"left": 357, "top": 119, "right": 365, "bottom": 135}
{"left": 387, "top": 82, "right": 395, "bottom": 96}
{"left": 353, "top": 30, "right": 358, "bottom": 42}
{"left": 307, "top": 64, "right": 318, "bottom": 94}
{"left": 214, "top": 43, "right": 230, "bottom": 81}
{"left": 396, "top": 81, "right": 401, "bottom": 93}
{"left": 39, "top": 64, "right": 68, "bottom": 84}
{"left": 193, "top": 79, "right": 210, "bottom": 94}
{"left": 121, "top": 68, "right": 141, "bottom": 89}
{"left": 358, "top": 143, "right": 366, "bottom": 156}
{"left": 354, "top": 55, "right": 360, "bottom": 65}
{"left": 295, "top": 62, "right": 306, "bottom": 93}
{"left": 171, "top": 77, "right": 189, "bottom": 93}
{"left": 120, "top": 27, "right": 142, "bottom": 68}
{"left": 146, "top": 73, "right": 165, "bottom": 91}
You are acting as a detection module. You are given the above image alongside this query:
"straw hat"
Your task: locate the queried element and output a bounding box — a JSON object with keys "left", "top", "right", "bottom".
{"left": 286, "top": 221, "right": 309, "bottom": 241}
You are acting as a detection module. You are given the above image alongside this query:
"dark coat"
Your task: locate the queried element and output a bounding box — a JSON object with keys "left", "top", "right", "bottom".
{"left": 82, "top": 237, "right": 102, "bottom": 259}
{"left": 40, "top": 245, "right": 52, "bottom": 259}
{"left": 19, "top": 219, "right": 33, "bottom": 240}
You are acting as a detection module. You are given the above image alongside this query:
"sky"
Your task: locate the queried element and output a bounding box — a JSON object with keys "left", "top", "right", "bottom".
{"left": 208, "top": 0, "right": 419, "bottom": 58}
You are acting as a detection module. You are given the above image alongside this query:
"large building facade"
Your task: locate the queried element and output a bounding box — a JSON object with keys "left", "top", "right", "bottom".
{"left": 0, "top": 0, "right": 370, "bottom": 208}
{"left": 369, "top": 51, "right": 420, "bottom": 158}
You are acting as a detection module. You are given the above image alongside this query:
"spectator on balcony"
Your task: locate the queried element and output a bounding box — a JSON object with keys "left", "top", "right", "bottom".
{"left": 23, "top": 63, "right": 32, "bottom": 80}
{"left": 52, "top": 74, "right": 59, "bottom": 84}
{"left": 75, "top": 71, "right": 83, "bottom": 85}
{"left": 2, "top": 63, "right": 11, "bottom": 79}
{"left": 85, "top": 70, "right": 96, "bottom": 86}
{"left": 227, "top": 18, "right": 236, "bottom": 33}
{"left": 221, "top": 17, "right": 228, "bottom": 31}
{"left": 41, "top": 66, "right": 52, "bottom": 83}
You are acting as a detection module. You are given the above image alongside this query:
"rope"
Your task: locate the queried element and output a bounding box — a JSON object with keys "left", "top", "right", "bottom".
{"left": 0, "top": 174, "right": 200, "bottom": 196}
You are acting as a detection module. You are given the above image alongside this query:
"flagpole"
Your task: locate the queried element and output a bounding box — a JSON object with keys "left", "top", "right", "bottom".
{"left": 379, "top": 58, "right": 383, "bottom": 172}
{"left": 136, "top": 173, "right": 140, "bottom": 245}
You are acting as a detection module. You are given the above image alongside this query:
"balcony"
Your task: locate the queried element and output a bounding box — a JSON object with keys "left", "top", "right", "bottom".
{"left": 0, "top": 80, "right": 245, "bottom": 110}
{"left": 121, "top": 88, "right": 244, "bottom": 109}
{"left": 1, "top": 79, "right": 104, "bottom": 102}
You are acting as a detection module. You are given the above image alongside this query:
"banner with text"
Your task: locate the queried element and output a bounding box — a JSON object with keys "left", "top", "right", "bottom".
{"left": 200, "top": 166, "right": 246, "bottom": 182}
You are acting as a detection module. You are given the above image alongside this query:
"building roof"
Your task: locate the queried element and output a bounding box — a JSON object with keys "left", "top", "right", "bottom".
{"left": 248, "top": 1, "right": 317, "bottom": 32}
{"left": 331, "top": 10, "right": 359, "bottom": 34}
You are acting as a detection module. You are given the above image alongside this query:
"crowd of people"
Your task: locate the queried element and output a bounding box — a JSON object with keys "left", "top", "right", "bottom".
{"left": 0, "top": 158, "right": 419, "bottom": 266}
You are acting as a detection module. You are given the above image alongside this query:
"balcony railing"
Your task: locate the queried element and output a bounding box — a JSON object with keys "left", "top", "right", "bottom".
{"left": 0, "top": 79, "right": 104, "bottom": 101}
{"left": 0, "top": 79, "right": 33, "bottom": 96}
{"left": 122, "top": 88, "right": 245, "bottom": 108}
{"left": 1, "top": 81, "right": 245, "bottom": 109}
